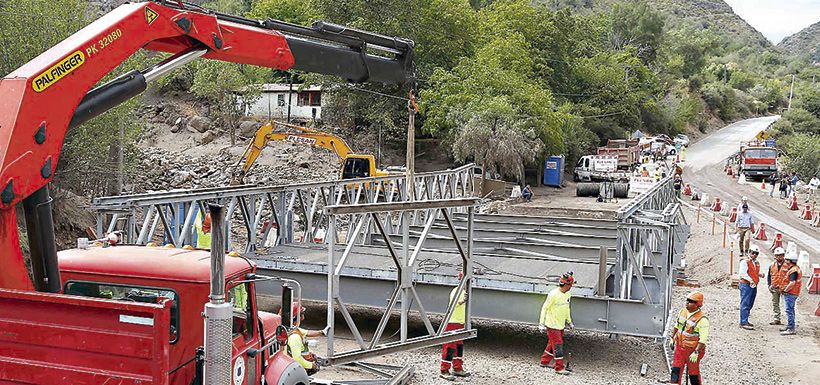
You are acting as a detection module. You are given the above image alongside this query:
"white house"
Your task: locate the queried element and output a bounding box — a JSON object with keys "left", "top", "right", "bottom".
{"left": 245, "top": 84, "right": 323, "bottom": 122}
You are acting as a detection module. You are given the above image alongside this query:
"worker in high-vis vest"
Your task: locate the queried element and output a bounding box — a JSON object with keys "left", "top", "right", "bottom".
{"left": 738, "top": 245, "right": 764, "bottom": 330}
{"left": 539, "top": 272, "right": 575, "bottom": 376}
{"left": 661, "top": 291, "right": 710, "bottom": 385}
{"left": 440, "top": 272, "right": 470, "bottom": 381}
{"left": 286, "top": 304, "right": 328, "bottom": 375}
{"left": 195, "top": 212, "right": 212, "bottom": 249}
{"left": 780, "top": 255, "right": 802, "bottom": 335}
{"left": 767, "top": 247, "right": 789, "bottom": 326}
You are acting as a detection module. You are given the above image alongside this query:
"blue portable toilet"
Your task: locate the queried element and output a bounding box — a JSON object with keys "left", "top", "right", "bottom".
{"left": 543, "top": 155, "right": 565, "bottom": 187}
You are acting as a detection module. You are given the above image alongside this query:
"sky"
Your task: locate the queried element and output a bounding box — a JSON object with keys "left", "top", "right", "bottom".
{"left": 723, "top": 0, "right": 820, "bottom": 44}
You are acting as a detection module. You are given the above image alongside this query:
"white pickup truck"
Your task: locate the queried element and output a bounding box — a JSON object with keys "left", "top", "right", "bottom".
{"left": 573, "top": 155, "right": 631, "bottom": 182}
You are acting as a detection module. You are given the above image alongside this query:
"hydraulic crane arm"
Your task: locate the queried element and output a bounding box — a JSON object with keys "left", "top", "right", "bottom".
{"left": 0, "top": 1, "right": 414, "bottom": 291}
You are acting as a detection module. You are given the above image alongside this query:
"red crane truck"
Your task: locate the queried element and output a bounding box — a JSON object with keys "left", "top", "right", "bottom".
{"left": 0, "top": 1, "right": 415, "bottom": 384}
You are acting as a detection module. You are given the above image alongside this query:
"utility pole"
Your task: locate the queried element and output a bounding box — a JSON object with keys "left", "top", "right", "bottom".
{"left": 788, "top": 74, "right": 795, "bottom": 111}
{"left": 117, "top": 124, "right": 124, "bottom": 194}
{"left": 406, "top": 91, "right": 418, "bottom": 201}
{"left": 287, "top": 73, "right": 293, "bottom": 123}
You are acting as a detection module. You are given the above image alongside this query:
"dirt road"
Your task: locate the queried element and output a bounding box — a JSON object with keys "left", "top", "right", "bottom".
{"left": 684, "top": 115, "right": 820, "bottom": 258}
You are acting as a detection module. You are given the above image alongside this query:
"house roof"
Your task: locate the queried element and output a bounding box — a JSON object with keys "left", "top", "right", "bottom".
{"left": 262, "top": 83, "right": 322, "bottom": 92}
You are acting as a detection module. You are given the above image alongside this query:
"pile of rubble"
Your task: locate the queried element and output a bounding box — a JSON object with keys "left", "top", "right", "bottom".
{"left": 131, "top": 145, "right": 337, "bottom": 192}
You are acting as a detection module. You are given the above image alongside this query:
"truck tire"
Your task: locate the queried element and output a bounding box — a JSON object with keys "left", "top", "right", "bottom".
{"left": 576, "top": 182, "right": 600, "bottom": 197}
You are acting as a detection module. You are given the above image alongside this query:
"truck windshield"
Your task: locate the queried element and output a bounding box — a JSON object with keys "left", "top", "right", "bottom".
{"left": 745, "top": 149, "right": 776, "bottom": 158}
{"left": 64, "top": 281, "right": 179, "bottom": 343}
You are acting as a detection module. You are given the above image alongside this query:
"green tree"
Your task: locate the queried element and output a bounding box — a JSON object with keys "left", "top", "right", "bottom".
{"left": 779, "top": 108, "right": 820, "bottom": 135}
{"left": 247, "top": 0, "right": 322, "bottom": 25}
{"left": 784, "top": 134, "right": 820, "bottom": 178}
{"left": 189, "top": 61, "right": 269, "bottom": 145}
{"left": 608, "top": 0, "right": 664, "bottom": 64}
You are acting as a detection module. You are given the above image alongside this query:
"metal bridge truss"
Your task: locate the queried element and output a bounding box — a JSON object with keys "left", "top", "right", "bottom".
{"left": 91, "top": 165, "right": 475, "bottom": 251}
{"left": 614, "top": 176, "right": 689, "bottom": 338}
{"left": 91, "top": 167, "right": 689, "bottom": 340}
{"left": 322, "top": 198, "right": 479, "bottom": 365}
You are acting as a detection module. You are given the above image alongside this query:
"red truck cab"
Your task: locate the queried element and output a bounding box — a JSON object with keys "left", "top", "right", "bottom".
{"left": 0, "top": 245, "right": 308, "bottom": 385}
{"left": 739, "top": 143, "right": 778, "bottom": 180}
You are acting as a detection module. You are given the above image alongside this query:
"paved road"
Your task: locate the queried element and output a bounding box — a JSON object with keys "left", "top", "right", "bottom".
{"left": 685, "top": 115, "right": 820, "bottom": 257}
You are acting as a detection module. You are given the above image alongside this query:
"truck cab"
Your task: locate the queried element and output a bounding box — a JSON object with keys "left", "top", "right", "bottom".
{"left": 0, "top": 245, "right": 309, "bottom": 385}
{"left": 574, "top": 155, "right": 629, "bottom": 182}
{"left": 739, "top": 144, "right": 777, "bottom": 180}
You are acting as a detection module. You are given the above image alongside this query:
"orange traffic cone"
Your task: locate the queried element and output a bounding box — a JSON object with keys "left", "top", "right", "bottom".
{"left": 729, "top": 207, "right": 738, "bottom": 222}
{"left": 683, "top": 184, "right": 692, "bottom": 196}
{"left": 711, "top": 198, "right": 722, "bottom": 212}
{"left": 802, "top": 204, "right": 814, "bottom": 220}
{"left": 788, "top": 194, "right": 799, "bottom": 210}
{"left": 754, "top": 223, "right": 768, "bottom": 241}
{"left": 761, "top": 180, "right": 767, "bottom": 190}
{"left": 770, "top": 232, "right": 784, "bottom": 251}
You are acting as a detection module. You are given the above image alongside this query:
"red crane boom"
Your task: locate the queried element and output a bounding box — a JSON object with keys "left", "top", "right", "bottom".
{"left": 0, "top": 1, "right": 414, "bottom": 291}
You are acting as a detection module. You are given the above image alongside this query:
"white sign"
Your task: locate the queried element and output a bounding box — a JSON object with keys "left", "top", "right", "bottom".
{"left": 629, "top": 177, "right": 657, "bottom": 196}
{"left": 233, "top": 357, "right": 246, "bottom": 385}
{"left": 119, "top": 315, "right": 154, "bottom": 326}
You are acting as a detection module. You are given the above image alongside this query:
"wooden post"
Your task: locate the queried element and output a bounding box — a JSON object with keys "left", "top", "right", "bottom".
{"left": 711, "top": 213, "right": 716, "bottom": 235}
{"left": 406, "top": 91, "right": 418, "bottom": 201}
{"left": 697, "top": 203, "right": 701, "bottom": 223}
{"left": 730, "top": 240, "right": 735, "bottom": 274}
{"left": 722, "top": 222, "right": 727, "bottom": 248}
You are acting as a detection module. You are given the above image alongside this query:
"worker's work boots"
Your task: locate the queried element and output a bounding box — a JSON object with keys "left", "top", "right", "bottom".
{"left": 453, "top": 370, "right": 471, "bottom": 377}
{"left": 440, "top": 371, "right": 455, "bottom": 381}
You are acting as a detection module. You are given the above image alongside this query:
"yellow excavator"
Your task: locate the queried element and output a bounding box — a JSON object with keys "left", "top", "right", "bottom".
{"left": 232, "top": 121, "right": 389, "bottom": 184}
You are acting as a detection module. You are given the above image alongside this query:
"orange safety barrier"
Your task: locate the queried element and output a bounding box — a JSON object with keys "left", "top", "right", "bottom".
{"left": 754, "top": 223, "right": 768, "bottom": 241}
{"left": 812, "top": 211, "right": 820, "bottom": 227}
{"left": 815, "top": 300, "right": 820, "bottom": 317}
{"left": 788, "top": 194, "right": 799, "bottom": 210}
{"left": 770, "top": 232, "right": 784, "bottom": 251}
{"left": 729, "top": 207, "right": 738, "bottom": 222}
{"left": 683, "top": 184, "right": 692, "bottom": 196}
{"left": 711, "top": 197, "right": 722, "bottom": 212}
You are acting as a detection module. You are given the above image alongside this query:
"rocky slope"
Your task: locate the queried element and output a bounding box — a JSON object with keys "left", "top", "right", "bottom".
{"left": 778, "top": 20, "right": 820, "bottom": 63}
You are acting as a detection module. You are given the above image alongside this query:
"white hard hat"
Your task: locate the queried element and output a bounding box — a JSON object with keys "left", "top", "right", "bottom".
{"left": 750, "top": 245, "right": 760, "bottom": 253}
{"left": 741, "top": 196, "right": 748, "bottom": 201}
{"left": 774, "top": 247, "right": 785, "bottom": 255}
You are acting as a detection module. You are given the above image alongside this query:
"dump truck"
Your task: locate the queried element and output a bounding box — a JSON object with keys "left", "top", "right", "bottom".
{"left": 738, "top": 141, "right": 778, "bottom": 180}
{"left": 596, "top": 139, "right": 640, "bottom": 169}
{"left": 573, "top": 155, "right": 631, "bottom": 182}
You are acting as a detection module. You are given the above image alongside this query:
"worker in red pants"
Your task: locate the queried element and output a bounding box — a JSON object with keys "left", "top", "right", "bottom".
{"left": 539, "top": 272, "right": 575, "bottom": 375}
{"left": 440, "top": 272, "right": 470, "bottom": 381}
{"left": 661, "top": 291, "right": 710, "bottom": 385}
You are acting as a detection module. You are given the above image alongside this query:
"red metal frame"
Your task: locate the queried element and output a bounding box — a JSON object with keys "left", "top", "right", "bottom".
{"left": 0, "top": 2, "right": 297, "bottom": 290}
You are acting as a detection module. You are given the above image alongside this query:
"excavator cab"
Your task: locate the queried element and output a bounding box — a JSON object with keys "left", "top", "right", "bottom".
{"left": 341, "top": 156, "right": 373, "bottom": 179}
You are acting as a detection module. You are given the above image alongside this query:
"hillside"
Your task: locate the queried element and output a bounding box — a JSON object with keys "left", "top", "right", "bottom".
{"left": 778, "top": 20, "right": 820, "bottom": 63}
{"left": 548, "top": 0, "right": 770, "bottom": 48}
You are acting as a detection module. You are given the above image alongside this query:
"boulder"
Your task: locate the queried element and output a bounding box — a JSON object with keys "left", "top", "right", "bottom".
{"left": 187, "top": 115, "right": 212, "bottom": 133}
{"left": 199, "top": 130, "right": 219, "bottom": 145}
{"left": 239, "top": 120, "right": 261, "bottom": 137}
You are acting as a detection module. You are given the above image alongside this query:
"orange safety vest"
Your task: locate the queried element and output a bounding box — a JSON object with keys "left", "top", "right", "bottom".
{"left": 675, "top": 308, "right": 706, "bottom": 349}
{"left": 741, "top": 258, "right": 760, "bottom": 285}
{"left": 769, "top": 262, "right": 788, "bottom": 289}
{"left": 784, "top": 266, "right": 802, "bottom": 296}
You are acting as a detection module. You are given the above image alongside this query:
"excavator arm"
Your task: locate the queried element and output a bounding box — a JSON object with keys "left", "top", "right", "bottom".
{"left": 233, "top": 121, "right": 354, "bottom": 182}
{"left": 0, "top": 1, "right": 414, "bottom": 291}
